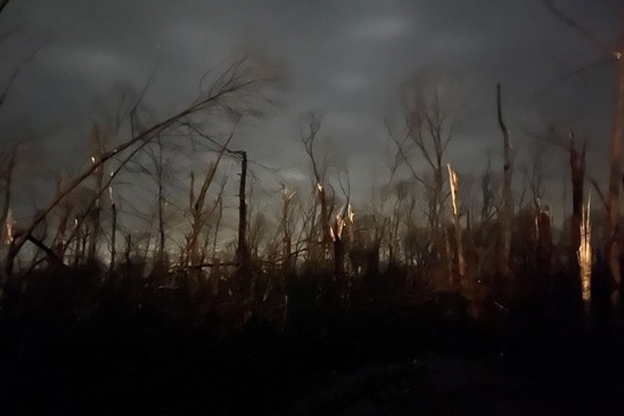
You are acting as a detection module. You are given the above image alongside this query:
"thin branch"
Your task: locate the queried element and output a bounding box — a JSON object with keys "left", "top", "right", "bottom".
{"left": 0, "top": 0, "right": 12, "bottom": 17}
{"left": 0, "top": 42, "right": 48, "bottom": 110}
{"left": 384, "top": 119, "right": 431, "bottom": 190}
{"left": 543, "top": 0, "right": 617, "bottom": 59}
{"left": 588, "top": 177, "right": 607, "bottom": 208}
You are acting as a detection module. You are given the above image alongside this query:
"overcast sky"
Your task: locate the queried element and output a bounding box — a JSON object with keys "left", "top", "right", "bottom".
{"left": 0, "top": 0, "right": 622, "bottom": 218}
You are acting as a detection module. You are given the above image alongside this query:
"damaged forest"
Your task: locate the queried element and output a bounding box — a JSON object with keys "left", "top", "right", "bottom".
{"left": 1, "top": 0, "right": 624, "bottom": 414}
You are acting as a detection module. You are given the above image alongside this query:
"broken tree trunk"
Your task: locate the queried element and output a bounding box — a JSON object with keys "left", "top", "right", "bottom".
{"left": 447, "top": 163, "right": 465, "bottom": 287}
{"left": 87, "top": 155, "right": 104, "bottom": 262}
{"left": 318, "top": 183, "right": 331, "bottom": 260}
{"left": 578, "top": 193, "right": 592, "bottom": 320}
{"left": 237, "top": 151, "right": 251, "bottom": 298}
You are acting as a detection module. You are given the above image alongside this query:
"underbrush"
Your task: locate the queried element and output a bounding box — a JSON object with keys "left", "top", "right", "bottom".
{"left": 0, "top": 266, "right": 619, "bottom": 415}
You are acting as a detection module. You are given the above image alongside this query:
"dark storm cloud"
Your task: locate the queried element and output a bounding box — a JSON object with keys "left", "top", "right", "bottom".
{"left": 0, "top": 0, "right": 622, "bottom": 208}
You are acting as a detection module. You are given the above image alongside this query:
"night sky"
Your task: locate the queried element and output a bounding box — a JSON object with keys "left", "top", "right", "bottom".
{"left": 0, "top": 0, "right": 622, "bottom": 224}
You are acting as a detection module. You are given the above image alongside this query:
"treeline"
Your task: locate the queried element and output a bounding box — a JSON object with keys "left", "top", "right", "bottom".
{"left": 0, "top": 54, "right": 619, "bottom": 330}
{"left": 0, "top": 0, "right": 623, "bottom": 330}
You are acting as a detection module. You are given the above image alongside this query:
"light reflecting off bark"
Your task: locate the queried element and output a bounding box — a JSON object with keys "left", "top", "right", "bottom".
{"left": 4, "top": 208, "right": 12, "bottom": 244}
{"left": 577, "top": 192, "right": 592, "bottom": 307}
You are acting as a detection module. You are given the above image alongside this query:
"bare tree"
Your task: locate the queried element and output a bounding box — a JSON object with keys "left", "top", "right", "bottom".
{"left": 301, "top": 114, "right": 332, "bottom": 261}
{"left": 403, "top": 71, "right": 461, "bottom": 232}
{"left": 388, "top": 69, "right": 463, "bottom": 285}
{"left": 151, "top": 137, "right": 168, "bottom": 268}
{"left": 540, "top": 126, "right": 586, "bottom": 258}
{"left": 2, "top": 54, "right": 281, "bottom": 275}
{"left": 447, "top": 163, "right": 465, "bottom": 282}
{"left": 543, "top": 0, "right": 624, "bottom": 315}
{"left": 235, "top": 150, "right": 250, "bottom": 296}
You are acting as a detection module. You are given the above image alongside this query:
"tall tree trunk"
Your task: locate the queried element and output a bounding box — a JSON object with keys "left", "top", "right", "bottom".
{"left": 569, "top": 133, "right": 586, "bottom": 262}
{"left": 110, "top": 203, "right": 117, "bottom": 271}
{"left": 0, "top": 149, "right": 15, "bottom": 303}
{"left": 0, "top": 148, "right": 15, "bottom": 246}
{"left": 188, "top": 171, "right": 199, "bottom": 267}
{"left": 447, "top": 164, "right": 465, "bottom": 287}
{"left": 536, "top": 208, "right": 553, "bottom": 275}
{"left": 156, "top": 138, "right": 166, "bottom": 267}
{"left": 237, "top": 151, "right": 250, "bottom": 297}
{"left": 606, "top": 32, "right": 624, "bottom": 314}
{"left": 564, "top": 131, "right": 591, "bottom": 286}
{"left": 212, "top": 196, "right": 223, "bottom": 260}
{"left": 497, "top": 83, "right": 513, "bottom": 278}
{"left": 281, "top": 190, "right": 293, "bottom": 276}
{"left": 87, "top": 160, "right": 104, "bottom": 261}
{"left": 318, "top": 184, "right": 331, "bottom": 259}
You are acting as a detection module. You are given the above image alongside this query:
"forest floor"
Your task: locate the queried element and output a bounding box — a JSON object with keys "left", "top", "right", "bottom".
{"left": 0, "top": 290, "right": 623, "bottom": 415}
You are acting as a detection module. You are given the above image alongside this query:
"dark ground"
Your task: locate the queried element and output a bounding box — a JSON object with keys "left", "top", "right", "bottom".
{"left": 0, "top": 282, "right": 623, "bottom": 415}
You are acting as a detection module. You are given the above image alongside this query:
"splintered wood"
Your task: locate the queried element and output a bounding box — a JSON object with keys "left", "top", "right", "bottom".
{"left": 4, "top": 207, "right": 12, "bottom": 245}
{"left": 447, "top": 163, "right": 465, "bottom": 279}
{"left": 577, "top": 192, "right": 592, "bottom": 310}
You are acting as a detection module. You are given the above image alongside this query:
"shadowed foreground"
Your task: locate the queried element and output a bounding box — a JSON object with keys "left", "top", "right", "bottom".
{"left": 0, "top": 270, "right": 622, "bottom": 416}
